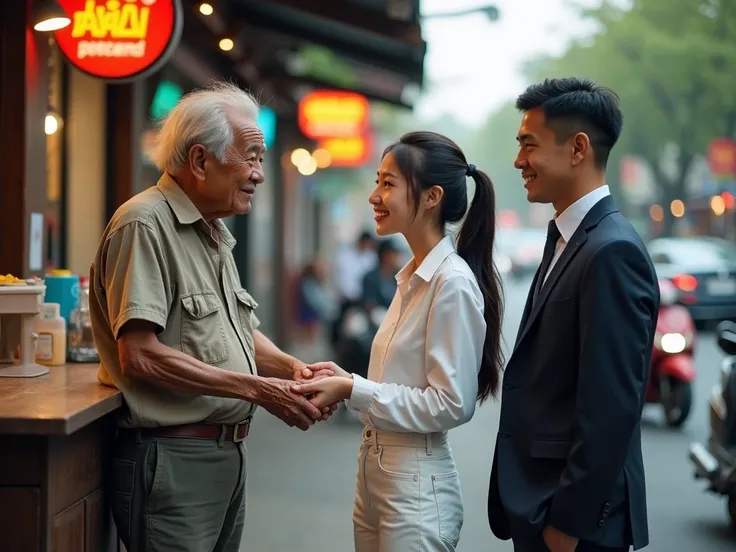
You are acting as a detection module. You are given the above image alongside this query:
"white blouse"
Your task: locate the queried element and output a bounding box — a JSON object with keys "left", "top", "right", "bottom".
{"left": 346, "top": 235, "right": 486, "bottom": 433}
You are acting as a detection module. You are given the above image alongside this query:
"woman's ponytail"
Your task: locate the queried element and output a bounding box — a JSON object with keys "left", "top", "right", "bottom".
{"left": 456, "top": 168, "right": 504, "bottom": 403}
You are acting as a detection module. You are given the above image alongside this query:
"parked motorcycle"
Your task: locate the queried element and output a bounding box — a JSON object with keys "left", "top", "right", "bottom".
{"left": 334, "top": 305, "right": 386, "bottom": 379}
{"left": 688, "top": 320, "right": 736, "bottom": 532}
{"left": 647, "top": 279, "right": 696, "bottom": 427}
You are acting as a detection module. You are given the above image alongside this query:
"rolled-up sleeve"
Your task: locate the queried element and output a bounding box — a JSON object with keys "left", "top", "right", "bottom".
{"left": 101, "top": 221, "right": 172, "bottom": 338}
{"left": 346, "top": 276, "right": 485, "bottom": 432}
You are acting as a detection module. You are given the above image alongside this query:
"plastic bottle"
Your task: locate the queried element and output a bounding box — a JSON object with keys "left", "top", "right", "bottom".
{"left": 36, "top": 303, "right": 67, "bottom": 366}
{"left": 68, "top": 277, "right": 99, "bottom": 362}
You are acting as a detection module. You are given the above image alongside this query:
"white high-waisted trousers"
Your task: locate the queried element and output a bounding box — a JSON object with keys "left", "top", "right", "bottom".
{"left": 353, "top": 427, "right": 464, "bottom": 552}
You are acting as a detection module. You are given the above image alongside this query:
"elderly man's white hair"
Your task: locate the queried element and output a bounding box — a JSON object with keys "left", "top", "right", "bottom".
{"left": 150, "top": 81, "right": 260, "bottom": 174}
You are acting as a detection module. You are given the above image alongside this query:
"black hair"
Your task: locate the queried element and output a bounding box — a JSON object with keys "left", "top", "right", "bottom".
{"left": 357, "top": 231, "right": 374, "bottom": 244}
{"left": 382, "top": 131, "right": 504, "bottom": 403}
{"left": 515, "top": 77, "right": 623, "bottom": 168}
{"left": 377, "top": 240, "right": 399, "bottom": 263}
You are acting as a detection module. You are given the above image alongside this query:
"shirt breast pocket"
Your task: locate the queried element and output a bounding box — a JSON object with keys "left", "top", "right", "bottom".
{"left": 180, "top": 291, "right": 229, "bottom": 364}
{"left": 234, "top": 289, "right": 258, "bottom": 352}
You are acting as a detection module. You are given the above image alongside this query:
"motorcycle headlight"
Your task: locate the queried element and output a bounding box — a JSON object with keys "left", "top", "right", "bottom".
{"left": 721, "top": 358, "right": 733, "bottom": 391}
{"left": 657, "top": 332, "right": 688, "bottom": 354}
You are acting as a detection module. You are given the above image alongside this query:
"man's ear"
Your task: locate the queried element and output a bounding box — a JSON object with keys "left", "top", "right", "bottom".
{"left": 189, "top": 144, "right": 207, "bottom": 180}
{"left": 571, "top": 132, "right": 591, "bottom": 167}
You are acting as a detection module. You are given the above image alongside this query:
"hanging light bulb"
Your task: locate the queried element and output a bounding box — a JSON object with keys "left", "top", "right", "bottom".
{"left": 33, "top": 0, "right": 71, "bottom": 32}
{"left": 219, "top": 37, "right": 235, "bottom": 51}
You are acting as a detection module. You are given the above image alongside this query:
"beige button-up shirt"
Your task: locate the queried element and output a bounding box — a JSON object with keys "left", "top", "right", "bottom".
{"left": 90, "top": 174, "right": 259, "bottom": 428}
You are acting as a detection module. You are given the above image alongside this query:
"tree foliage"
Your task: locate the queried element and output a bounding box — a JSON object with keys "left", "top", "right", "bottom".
{"left": 525, "top": 0, "right": 736, "bottom": 231}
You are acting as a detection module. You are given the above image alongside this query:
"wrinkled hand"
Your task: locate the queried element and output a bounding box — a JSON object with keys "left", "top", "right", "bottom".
{"left": 303, "top": 362, "right": 352, "bottom": 412}
{"left": 292, "top": 376, "right": 353, "bottom": 410}
{"left": 255, "top": 378, "right": 326, "bottom": 431}
{"left": 542, "top": 526, "right": 578, "bottom": 552}
{"left": 291, "top": 361, "right": 338, "bottom": 417}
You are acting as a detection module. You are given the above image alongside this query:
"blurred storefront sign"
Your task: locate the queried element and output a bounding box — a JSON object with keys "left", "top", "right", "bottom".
{"left": 620, "top": 155, "right": 657, "bottom": 205}
{"left": 257, "top": 107, "right": 277, "bottom": 149}
{"left": 149, "top": 79, "right": 182, "bottom": 119}
{"left": 708, "top": 137, "right": 736, "bottom": 177}
{"left": 298, "top": 90, "right": 369, "bottom": 139}
{"left": 54, "top": 0, "right": 183, "bottom": 82}
{"left": 318, "top": 135, "right": 372, "bottom": 167}
{"left": 498, "top": 209, "right": 521, "bottom": 229}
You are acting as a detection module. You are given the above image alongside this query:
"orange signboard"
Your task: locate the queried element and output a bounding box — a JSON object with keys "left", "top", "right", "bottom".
{"left": 54, "top": 0, "right": 183, "bottom": 81}
{"left": 708, "top": 138, "right": 736, "bottom": 177}
{"left": 318, "top": 135, "right": 373, "bottom": 167}
{"left": 298, "top": 90, "right": 370, "bottom": 139}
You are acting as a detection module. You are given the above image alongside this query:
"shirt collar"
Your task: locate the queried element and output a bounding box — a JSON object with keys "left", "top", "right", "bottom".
{"left": 157, "top": 173, "right": 236, "bottom": 250}
{"left": 555, "top": 185, "right": 610, "bottom": 242}
{"left": 396, "top": 235, "right": 455, "bottom": 287}
{"left": 157, "top": 173, "right": 203, "bottom": 225}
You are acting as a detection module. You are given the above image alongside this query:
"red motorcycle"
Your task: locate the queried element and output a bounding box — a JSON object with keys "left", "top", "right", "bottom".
{"left": 646, "top": 279, "right": 696, "bottom": 427}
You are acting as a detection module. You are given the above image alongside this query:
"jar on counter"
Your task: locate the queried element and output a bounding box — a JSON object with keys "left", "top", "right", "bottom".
{"left": 36, "top": 303, "right": 67, "bottom": 366}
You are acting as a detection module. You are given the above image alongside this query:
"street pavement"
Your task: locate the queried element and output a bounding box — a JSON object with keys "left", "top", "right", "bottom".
{"left": 241, "top": 275, "right": 736, "bottom": 551}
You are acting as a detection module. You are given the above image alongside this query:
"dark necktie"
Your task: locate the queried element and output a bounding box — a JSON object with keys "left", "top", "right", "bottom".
{"left": 534, "top": 220, "right": 562, "bottom": 299}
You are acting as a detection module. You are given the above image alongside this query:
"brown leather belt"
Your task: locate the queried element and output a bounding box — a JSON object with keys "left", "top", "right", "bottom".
{"left": 142, "top": 420, "right": 251, "bottom": 443}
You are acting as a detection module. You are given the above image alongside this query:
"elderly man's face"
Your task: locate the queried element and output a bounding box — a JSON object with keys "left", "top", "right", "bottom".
{"left": 191, "top": 111, "right": 266, "bottom": 219}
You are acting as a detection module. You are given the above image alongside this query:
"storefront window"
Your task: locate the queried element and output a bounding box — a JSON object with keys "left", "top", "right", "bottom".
{"left": 45, "top": 37, "right": 65, "bottom": 271}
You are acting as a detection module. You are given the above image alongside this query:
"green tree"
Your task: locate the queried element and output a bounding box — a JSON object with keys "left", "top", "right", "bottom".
{"left": 527, "top": 0, "right": 736, "bottom": 233}
{"left": 466, "top": 101, "right": 530, "bottom": 216}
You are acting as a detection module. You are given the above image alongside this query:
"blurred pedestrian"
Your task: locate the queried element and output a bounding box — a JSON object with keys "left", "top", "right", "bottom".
{"left": 296, "top": 259, "right": 337, "bottom": 341}
{"left": 330, "top": 231, "right": 377, "bottom": 343}
{"left": 361, "top": 239, "right": 402, "bottom": 310}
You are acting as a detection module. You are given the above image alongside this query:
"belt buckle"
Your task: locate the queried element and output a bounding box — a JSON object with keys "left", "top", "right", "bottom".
{"left": 233, "top": 419, "right": 250, "bottom": 443}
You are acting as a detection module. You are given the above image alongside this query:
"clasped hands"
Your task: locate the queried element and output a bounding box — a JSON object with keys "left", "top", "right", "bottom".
{"left": 259, "top": 361, "right": 354, "bottom": 432}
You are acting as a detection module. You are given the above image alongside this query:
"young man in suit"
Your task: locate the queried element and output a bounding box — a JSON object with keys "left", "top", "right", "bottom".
{"left": 488, "top": 77, "right": 659, "bottom": 552}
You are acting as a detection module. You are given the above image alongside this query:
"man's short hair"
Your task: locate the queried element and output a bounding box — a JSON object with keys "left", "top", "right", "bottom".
{"left": 515, "top": 77, "right": 623, "bottom": 168}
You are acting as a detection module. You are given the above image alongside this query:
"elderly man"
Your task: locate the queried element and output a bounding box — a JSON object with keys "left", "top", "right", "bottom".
{"left": 90, "top": 82, "right": 332, "bottom": 552}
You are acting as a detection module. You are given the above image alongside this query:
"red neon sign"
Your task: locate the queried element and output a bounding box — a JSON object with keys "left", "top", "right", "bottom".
{"left": 298, "top": 90, "right": 370, "bottom": 140}
{"left": 318, "top": 135, "right": 373, "bottom": 168}
{"left": 54, "top": 0, "right": 183, "bottom": 82}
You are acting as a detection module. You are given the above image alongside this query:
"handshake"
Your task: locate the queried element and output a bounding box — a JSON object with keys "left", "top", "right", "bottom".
{"left": 252, "top": 361, "right": 356, "bottom": 431}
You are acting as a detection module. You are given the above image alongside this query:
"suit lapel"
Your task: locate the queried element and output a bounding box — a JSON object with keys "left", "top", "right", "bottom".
{"left": 511, "top": 195, "right": 619, "bottom": 355}
{"left": 515, "top": 267, "right": 541, "bottom": 348}
{"left": 512, "top": 231, "right": 587, "bottom": 353}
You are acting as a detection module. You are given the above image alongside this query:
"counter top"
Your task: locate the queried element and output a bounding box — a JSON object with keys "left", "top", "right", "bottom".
{"left": 0, "top": 363, "right": 122, "bottom": 436}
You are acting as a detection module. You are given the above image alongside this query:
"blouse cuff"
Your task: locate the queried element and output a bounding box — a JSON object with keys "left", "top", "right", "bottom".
{"left": 345, "top": 374, "right": 379, "bottom": 413}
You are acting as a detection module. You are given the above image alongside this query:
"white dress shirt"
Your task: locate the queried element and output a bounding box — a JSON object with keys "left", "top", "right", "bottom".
{"left": 544, "top": 185, "right": 611, "bottom": 283}
{"left": 345, "top": 236, "right": 486, "bottom": 433}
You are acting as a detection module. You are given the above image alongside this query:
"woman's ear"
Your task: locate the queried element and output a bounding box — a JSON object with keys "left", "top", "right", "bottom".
{"left": 424, "top": 185, "right": 444, "bottom": 209}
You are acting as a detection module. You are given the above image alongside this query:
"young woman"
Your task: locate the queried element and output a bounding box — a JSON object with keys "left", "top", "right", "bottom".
{"left": 293, "top": 131, "right": 504, "bottom": 551}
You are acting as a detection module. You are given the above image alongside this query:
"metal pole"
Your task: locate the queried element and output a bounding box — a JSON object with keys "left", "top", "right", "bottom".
{"left": 422, "top": 6, "right": 500, "bottom": 21}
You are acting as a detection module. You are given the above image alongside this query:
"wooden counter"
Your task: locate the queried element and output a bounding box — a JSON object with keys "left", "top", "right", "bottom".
{"left": 0, "top": 363, "right": 124, "bottom": 552}
{"left": 0, "top": 363, "right": 122, "bottom": 435}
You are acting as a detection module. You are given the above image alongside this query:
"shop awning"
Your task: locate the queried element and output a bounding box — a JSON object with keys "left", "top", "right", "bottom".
{"left": 233, "top": 0, "right": 426, "bottom": 86}
{"left": 179, "top": 0, "right": 426, "bottom": 110}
